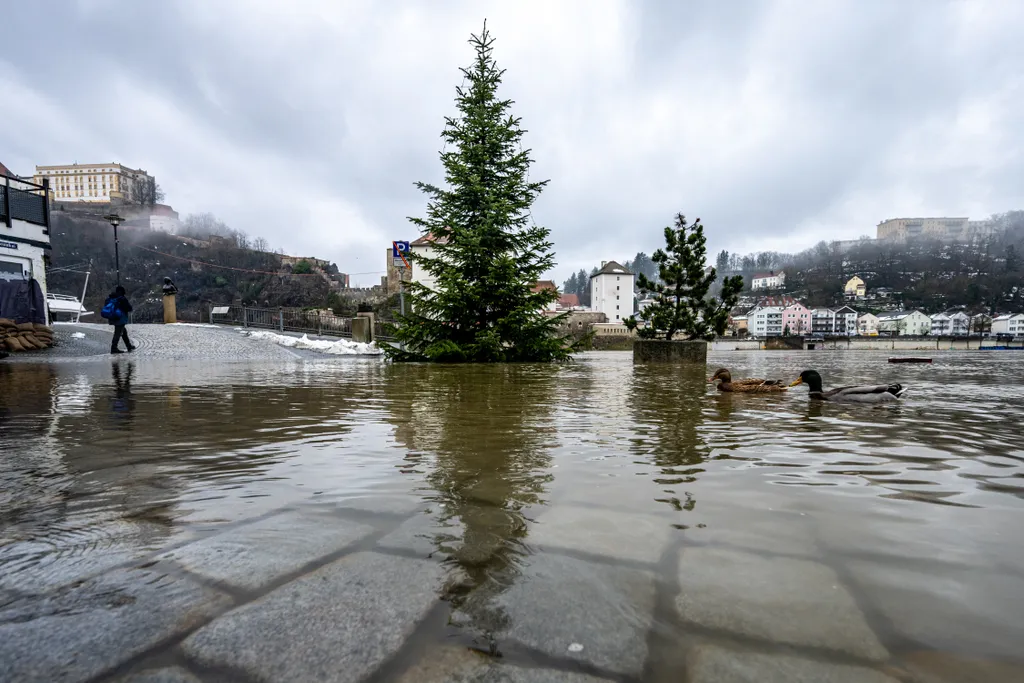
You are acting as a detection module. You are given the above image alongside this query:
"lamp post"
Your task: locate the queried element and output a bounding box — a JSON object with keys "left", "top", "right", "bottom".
{"left": 103, "top": 213, "right": 123, "bottom": 285}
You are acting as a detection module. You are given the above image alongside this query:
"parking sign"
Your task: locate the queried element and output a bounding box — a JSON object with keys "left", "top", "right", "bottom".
{"left": 392, "top": 241, "right": 410, "bottom": 258}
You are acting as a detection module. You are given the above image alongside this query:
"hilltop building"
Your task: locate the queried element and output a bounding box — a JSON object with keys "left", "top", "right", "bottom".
{"left": 876, "top": 217, "right": 995, "bottom": 242}
{"left": 844, "top": 275, "right": 866, "bottom": 299}
{"left": 751, "top": 270, "right": 785, "bottom": 290}
{"left": 33, "top": 162, "right": 154, "bottom": 203}
{"left": 590, "top": 261, "right": 634, "bottom": 322}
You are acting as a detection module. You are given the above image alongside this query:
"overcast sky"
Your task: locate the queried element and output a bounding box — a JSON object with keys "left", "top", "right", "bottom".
{"left": 3, "top": 1, "right": 1022, "bottom": 285}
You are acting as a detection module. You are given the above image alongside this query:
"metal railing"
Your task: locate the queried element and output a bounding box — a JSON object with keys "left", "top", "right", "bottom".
{"left": 211, "top": 306, "right": 354, "bottom": 338}
{"left": 1, "top": 174, "right": 49, "bottom": 229}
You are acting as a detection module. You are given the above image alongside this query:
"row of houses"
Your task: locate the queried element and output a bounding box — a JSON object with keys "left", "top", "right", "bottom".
{"left": 734, "top": 297, "right": 1024, "bottom": 338}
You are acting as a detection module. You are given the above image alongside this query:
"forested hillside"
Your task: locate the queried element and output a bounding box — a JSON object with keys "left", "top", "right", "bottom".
{"left": 717, "top": 211, "right": 1024, "bottom": 313}
{"left": 46, "top": 212, "right": 337, "bottom": 321}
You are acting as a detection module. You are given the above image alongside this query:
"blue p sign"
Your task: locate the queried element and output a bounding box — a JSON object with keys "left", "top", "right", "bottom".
{"left": 392, "top": 241, "right": 410, "bottom": 258}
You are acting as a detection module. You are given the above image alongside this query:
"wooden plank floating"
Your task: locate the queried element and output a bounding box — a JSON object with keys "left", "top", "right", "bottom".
{"left": 888, "top": 357, "right": 932, "bottom": 364}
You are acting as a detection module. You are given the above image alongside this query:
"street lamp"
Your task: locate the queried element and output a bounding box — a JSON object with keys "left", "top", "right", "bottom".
{"left": 103, "top": 213, "right": 123, "bottom": 285}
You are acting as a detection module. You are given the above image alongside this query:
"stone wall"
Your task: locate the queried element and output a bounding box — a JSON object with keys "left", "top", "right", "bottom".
{"left": 765, "top": 336, "right": 804, "bottom": 350}
{"left": 633, "top": 339, "right": 709, "bottom": 364}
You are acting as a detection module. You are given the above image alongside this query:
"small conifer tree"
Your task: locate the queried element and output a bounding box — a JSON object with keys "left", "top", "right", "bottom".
{"left": 625, "top": 214, "right": 743, "bottom": 340}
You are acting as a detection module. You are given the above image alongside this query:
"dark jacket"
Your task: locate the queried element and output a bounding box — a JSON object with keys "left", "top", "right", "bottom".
{"left": 106, "top": 292, "right": 133, "bottom": 326}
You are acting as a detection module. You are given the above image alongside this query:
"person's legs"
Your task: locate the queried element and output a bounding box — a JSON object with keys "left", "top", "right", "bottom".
{"left": 111, "top": 325, "right": 126, "bottom": 353}
{"left": 122, "top": 326, "right": 134, "bottom": 352}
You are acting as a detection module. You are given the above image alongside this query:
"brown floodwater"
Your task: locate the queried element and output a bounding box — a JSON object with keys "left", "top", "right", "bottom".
{"left": 2, "top": 350, "right": 1023, "bottom": 681}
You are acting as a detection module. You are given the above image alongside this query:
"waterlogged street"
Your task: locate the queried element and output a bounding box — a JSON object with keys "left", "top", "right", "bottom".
{"left": 2, "top": 330, "right": 1024, "bottom": 682}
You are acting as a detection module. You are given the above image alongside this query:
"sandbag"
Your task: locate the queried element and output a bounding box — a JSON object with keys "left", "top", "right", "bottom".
{"left": 16, "top": 322, "right": 35, "bottom": 332}
{"left": 0, "top": 318, "right": 14, "bottom": 327}
{"left": 18, "top": 334, "right": 43, "bottom": 350}
{"left": 33, "top": 323, "right": 52, "bottom": 333}
{"left": 4, "top": 337, "right": 25, "bottom": 352}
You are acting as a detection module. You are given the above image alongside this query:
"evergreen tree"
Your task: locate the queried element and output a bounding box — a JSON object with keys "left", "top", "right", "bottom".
{"left": 716, "top": 249, "right": 730, "bottom": 274}
{"left": 624, "top": 214, "right": 743, "bottom": 341}
{"left": 577, "top": 268, "right": 590, "bottom": 306}
{"left": 562, "top": 271, "right": 579, "bottom": 296}
{"left": 385, "top": 23, "right": 572, "bottom": 363}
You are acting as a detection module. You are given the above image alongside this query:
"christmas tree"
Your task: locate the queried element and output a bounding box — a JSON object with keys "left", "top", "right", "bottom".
{"left": 625, "top": 214, "right": 743, "bottom": 340}
{"left": 385, "top": 23, "right": 572, "bottom": 363}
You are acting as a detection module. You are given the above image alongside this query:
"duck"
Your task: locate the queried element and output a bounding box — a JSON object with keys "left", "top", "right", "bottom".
{"left": 789, "top": 369, "right": 907, "bottom": 403}
{"left": 708, "top": 368, "right": 787, "bottom": 393}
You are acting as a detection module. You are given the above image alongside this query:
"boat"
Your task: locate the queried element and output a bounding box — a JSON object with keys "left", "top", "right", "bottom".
{"left": 888, "top": 357, "right": 932, "bottom": 364}
{"left": 46, "top": 293, "right": 91, "bottom": 323}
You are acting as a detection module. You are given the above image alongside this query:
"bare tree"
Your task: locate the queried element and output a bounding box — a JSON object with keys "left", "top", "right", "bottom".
{"left": 252, "top": 236, "right": 269, "bottom": 252}
{"left": 180, "top": 212, "right": 232, "bottom": 238}
{"left": 125, "top": 175, "right": 164, "bottom": 206}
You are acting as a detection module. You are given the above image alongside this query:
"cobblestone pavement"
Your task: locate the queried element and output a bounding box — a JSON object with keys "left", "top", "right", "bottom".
{"left": 2, "top": 323, "right": 331, "bottom": 362}
{"left": 4, "top": 492, "right": 1020, "bottom": 682}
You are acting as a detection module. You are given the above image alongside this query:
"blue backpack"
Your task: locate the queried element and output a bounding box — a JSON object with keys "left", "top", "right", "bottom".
{"left": 101, "top": 297, "right": 120, "bottom": 320}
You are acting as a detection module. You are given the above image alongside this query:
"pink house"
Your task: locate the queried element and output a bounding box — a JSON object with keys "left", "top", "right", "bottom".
{"left": 781, "top": 302, "right": 811, "bottom": 335}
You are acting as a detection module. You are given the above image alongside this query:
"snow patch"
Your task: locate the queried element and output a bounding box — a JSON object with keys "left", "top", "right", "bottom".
{"left": 71, "top": 332, "right": 86, "bottom": 339}
{"left": 238, "top": 329, "right": 382, "bottom": 355}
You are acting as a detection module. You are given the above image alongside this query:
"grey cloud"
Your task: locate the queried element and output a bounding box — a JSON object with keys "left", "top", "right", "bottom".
{"left": 3, "top": 0, "right": 1022, "bottom": 285}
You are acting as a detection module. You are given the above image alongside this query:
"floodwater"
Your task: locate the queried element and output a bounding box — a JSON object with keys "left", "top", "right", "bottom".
{"left": 2, "top": 350, "right": 1024, "bottom": 681}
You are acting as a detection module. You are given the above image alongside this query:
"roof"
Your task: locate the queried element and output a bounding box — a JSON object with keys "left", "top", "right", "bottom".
{"left": 558, "top": 293, "right": 580, "bottom": 307}
{"left": 752, "top": 270, "right": 783, "bottom": 279}
{"left": 0, "top": 160, "right": 13, "bottom": 177}
{"left": 591, "top": 261, "right": 632, "bottom": 277}
{"left": 755, "top": 295, "right": 799, "bottom": 308}
{"left": 531, "top": 280, "right": 557, "bottom": 293}
{"left": 834, "top": 305, "right": 858, "bottom": 314}
{"left": 410, "top": 232, "right": 449, "bottom": 246}
{"left": 877, "top": 310, "right": 924, "bottom": 320}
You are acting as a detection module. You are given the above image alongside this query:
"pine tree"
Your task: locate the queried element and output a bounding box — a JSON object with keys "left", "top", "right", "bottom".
{"left": 385, "top": 23, "right": 572, "bottom": 363}
{"left": 562, "top": 271, "right": 579, "bottom": 296}
{"left": 576, "top": 268, "right": 590, "bottom": 306}
{"left": 625, "top": 213, "right": 743, "bottom": 341}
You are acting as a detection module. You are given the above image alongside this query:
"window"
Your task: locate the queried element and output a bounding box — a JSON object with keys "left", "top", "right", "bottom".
{"left": 616, "top": 276, "right": 620, "bottom": 281}
{"left": 616, "top": 295, "right": 619, "bottom": 300}
{"left": 616, "top": 315, "right": 620, "bottom": 320}
{"left": 616, "top": 305, "right": 619, "bottom": 310}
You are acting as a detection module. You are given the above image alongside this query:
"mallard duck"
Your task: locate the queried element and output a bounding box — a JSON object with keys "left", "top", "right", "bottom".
{"left": 708, "top": 368, "right": 787, "bottom": 393}
{"left": 789, "top": 369, "right": 906, "bottom": 403}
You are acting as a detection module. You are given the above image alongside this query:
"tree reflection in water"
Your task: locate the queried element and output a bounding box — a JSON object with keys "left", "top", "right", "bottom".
{"left": 384, "top": 363, "right": 557, "bottom": 644}
{"left": 629, "top": 363, "right": 714, "bottom": 516}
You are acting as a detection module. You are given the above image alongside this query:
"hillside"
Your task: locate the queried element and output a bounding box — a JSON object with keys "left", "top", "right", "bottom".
{"left": 721, "top": 211, "right": 1024, "bottom": 314}
{"left": 46, "top": 211, "right": 339, "bottom": 321}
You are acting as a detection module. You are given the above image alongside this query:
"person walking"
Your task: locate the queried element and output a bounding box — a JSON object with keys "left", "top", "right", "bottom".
{"left": 103, "top": 285, "right": 135, "bottom": 354}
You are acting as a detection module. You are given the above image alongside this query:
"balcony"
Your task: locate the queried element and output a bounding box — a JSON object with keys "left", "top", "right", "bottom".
{"left": 1, "top": 174, "right": 50, "bottom": 231}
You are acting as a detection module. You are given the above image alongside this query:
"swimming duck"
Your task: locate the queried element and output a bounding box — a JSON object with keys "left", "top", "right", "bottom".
{"left": 789, "top": 370, "right": 906, "bottom": 403}
{"left": 708, "top": 368, "right": 787, "bottom": 393}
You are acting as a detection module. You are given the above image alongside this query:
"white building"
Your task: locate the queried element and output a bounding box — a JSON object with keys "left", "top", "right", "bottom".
{"left": 34, "top": 162, "right": 154, "bottom": 203}
{"left": 751, "top": 270, "right": 785, "bottom": 290}
{"left": 930, "top": 311, "right": 970, "bottom": 336}
{"left": 0, "top": 172, "right": 51, "bottom": 309}
{"left": 858, "top": 312, "right": 880, "bottom": 335}
{"left": 590, "top": 261, "right": 634, "bottom": 322}
{"left": 810, "top": 308, "right": 836, "bottom": 336}
{"left": 408, "top": 233, "right": 443, "bottom": 292}
{"left": 991, "top": 313, "right": 1024, "bottom": 336}
{"left": 834, "top": 305, "right": 859, "bottom": 335}
{"left": 877, "top": 310, "right": 931, "bottom": 336}
{"left": 748, "top": 306, "right": 783, "bottom": 337}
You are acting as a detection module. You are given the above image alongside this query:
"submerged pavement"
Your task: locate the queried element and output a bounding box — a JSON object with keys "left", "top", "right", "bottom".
{"left": 1, "top": 323, "right": 358, "bottom": 362}
{"left": 3, "top": 496, "right": 922, "bottom": 683}
{"left": 3, "top": 331, "right": 1024, "bottom": 682}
